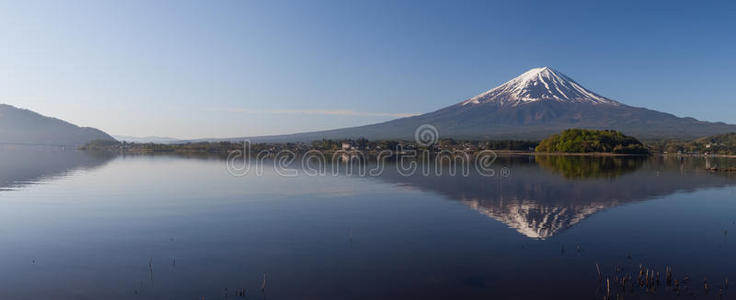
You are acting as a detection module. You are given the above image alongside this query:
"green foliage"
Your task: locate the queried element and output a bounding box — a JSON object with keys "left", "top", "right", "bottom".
{"left": 648, "top": 132, "right": 736, "bottom": 155}
{"left": 79, "top": 139, "right": 122, "bottom": 150}
{"left": 80, "top": 137, "right": 541, "bottom": 154}
{"left": 88, "top": 139, "right": 122, "bottom": 146}
{"left": 483, "top": 140, "right": 538, "bottom": 151}
{"left": 312, "top": 139, "right": 340, "bottom": 150}
{"left": 535, "top": 129, "right": 649, "bottom": 154}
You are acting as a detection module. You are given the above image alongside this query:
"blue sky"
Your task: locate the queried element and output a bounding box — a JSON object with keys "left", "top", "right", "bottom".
{"left": 1, "top": 0, "right": 735, "bottom": 139}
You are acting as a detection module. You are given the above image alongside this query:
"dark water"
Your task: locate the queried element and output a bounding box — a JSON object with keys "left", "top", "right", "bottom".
{"left": 0, "top": 147, "right": 734, "bottom": 299}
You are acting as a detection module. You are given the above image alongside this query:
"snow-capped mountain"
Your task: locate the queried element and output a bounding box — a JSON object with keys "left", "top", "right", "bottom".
{"left": 462, "top": 67, "right": 619, "bottom": 107}
{"left": 461, "top": 197, "right": 608, "bottom": 239}
{"left": 203, "top": 67, "right": 736, "bottom": 142}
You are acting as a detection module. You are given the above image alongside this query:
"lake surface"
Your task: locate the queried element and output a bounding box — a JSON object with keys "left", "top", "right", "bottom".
{"left": 0, "top": 147, "right": 734, "bottom": 299}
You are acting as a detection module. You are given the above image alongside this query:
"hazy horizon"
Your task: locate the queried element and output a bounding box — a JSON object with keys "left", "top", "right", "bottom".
{"left": 2, "top": 0, "right": 735, "bottom": 139}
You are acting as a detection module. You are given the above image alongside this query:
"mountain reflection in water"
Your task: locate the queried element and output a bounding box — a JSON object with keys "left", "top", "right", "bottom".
{"left": 1, "top": 151, "right": 734, "bottom": 299}
{"left": 370, "top": 156, "right": 736, "bottom": 239}
{"left": 3, "top": 150, "right": 733, "bottom": 241}
{"left": 0, "top": 146, "right": 114, "bottom": 191}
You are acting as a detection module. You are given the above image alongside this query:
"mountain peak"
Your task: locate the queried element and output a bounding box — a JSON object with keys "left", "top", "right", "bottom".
{"left": 462, "top": 67, "right": 620, "bottom": 107}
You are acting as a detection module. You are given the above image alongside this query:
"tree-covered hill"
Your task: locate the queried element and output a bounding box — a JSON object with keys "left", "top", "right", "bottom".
{"left": 535, "top": 129, "right": 649, "bottom": 154}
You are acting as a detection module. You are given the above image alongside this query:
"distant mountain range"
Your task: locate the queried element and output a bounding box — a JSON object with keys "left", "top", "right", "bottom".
{"left": 199, "top": 67, "right": 736, "bottom": 142}
{"left": 0, "top": 104, "right": 115, "bottom": 146}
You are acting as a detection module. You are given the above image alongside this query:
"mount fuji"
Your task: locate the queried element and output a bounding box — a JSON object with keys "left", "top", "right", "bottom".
{"left": 460, "top": 67, "right": 620, "bottom": 107}
{"left": 211, "top": 67, "right": 736, "bottom": 142}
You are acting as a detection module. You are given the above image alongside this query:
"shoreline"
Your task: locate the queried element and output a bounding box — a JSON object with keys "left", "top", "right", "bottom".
{"left": 491, "top": 151, "right": 648, "bottom": 157}
{"left": 482, "top": 150, "right": 736, "bottom": 158}
{"left": 82, "top": 147, "right": 736, "bottom": 158}
{"left": 79, "top": 142, "right": 736, "bottom": 158}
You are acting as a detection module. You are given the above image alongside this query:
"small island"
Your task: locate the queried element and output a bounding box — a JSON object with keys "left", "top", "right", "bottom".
{"left": 535, "top": 129, "right": 649, "bottom": 155}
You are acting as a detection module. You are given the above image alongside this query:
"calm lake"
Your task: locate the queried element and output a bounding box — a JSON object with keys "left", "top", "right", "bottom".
{"left": 0, "top": 147, "right": 734, "bottom": 299}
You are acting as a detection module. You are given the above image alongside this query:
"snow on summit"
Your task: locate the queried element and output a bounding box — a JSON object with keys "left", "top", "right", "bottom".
{"left": 462, "top": 67, "right": 620, "bottom": 106}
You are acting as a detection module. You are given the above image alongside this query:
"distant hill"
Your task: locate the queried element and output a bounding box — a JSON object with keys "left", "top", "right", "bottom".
{"left": 694, "top": 132, "right": 736, "bottom": 145}
{"left": 651, "top": 132, "right": 736, "bottom": 155}
{"left": 0, "top": 104, "right": 115, "bottom": 146}
{"left": 196, "top": 67, "right": 736, "bottom": 143}
{"left": 696, "top": 132, "right": 736, "bottom": 155}
{"left": 113, "top": 135, "right": 181, "bottom": 144}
